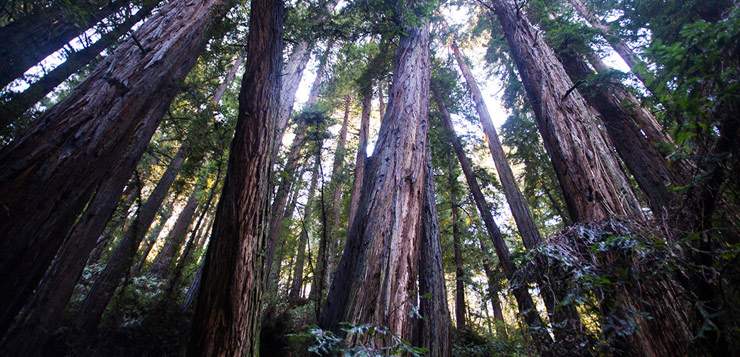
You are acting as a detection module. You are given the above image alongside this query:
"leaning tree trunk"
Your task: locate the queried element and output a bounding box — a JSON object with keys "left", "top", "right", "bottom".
{"left": 448, "top": 157, "right": 467, "bottom": 330}
{"left": 148, "top": 187, "right": 200, "bottom": 279}
{"left": 0, "top": 2, "right": 155, "bottom": 123}
{"left": 488, "top": 1, "right": 642, "bottom": 222}
{"left": 415, "top": 147, "right": 452, "bottom": 357}
{"left": 477, "top": 236, "right": 508, "bottom": 338}
{"left": 0, "top": 0, "right": 229, "bottom": 334}
{"left": 556, "top": 48, "right": 679, "bottom": 215}
{"left": 435, "top": 93, "right": 554, "bottom": 354}
{"left": 566, "top": 0, "right": 656, "bottom": 94}
{"left": 320, "top": 10, "right": 431, "bottom": 343}
{"left": 186, "top": 0, "right": 284, "bottom": 354}
{"left": 0, "top": 0, "right": 130, "bottom": 89}
{"left": 76, "top": 146, "right": 187, "bottom": 332}
{"left": 289, "top": 158, "right": 320, "bottom": 302}
{"left": 133, "top": 203, "right": 174, "bottom": 274}
{"left": 347, "top": 84, "right": 371, "bottom": 229}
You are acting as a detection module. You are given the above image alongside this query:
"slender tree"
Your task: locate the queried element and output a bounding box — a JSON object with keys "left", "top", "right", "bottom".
{"left": 187, "top": 0, "right": 285, "bottom": 354}
{"left": 148, "top": 186, "right": 200, "bottom": 278}
{"left": 447, "top": 156, "right": 467, "bottom": 329}
{"left": 325, "top": 94, "right": 351, "bottom": 286}
{"left": 347, "top": 84, "right": 371, "bottom": 229}
{"left": 289, "top": 158, "right": 320, "bottom": 302}
{"left": 0, "top": 0, "right": 231, "bottom": 333}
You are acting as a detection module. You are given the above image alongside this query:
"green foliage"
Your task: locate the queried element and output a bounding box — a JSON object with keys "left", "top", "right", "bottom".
{"left": 301, "top": 323, "right": 426, "bottom": 356}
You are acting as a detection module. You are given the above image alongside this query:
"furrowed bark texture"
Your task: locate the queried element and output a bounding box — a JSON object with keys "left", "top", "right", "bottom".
{"left": 186, "top": 0, "right": 284, "bottom": 354}
{"left": 557, "top": 49, "right": 678, "bottom": 214}
{"left": 149, "top": 188, "right": 200, "bottom": 278}
{"left": 289, "top": 158, "right": 320, "bottom": 302}
{"left": 320, "top": 17, "right": 431, "bottom": 343}
{"left": 0, "top": 0, "right": 128, "bottom": 88}
{"left": 448, "top": 158, "right": 466, "bottom": 330}
{"left": 76, "top": 146, "right": 186, "bottom": 332}
{"left": 0, "top": 0, "right": 228, "bottom": 334}
{"left": 489, "top": 1, "right": 642, "bottom": 222}
{"left": 415, "top": 148, "right": 452, "bottom": 357}
{"left": 348, "top": 85, "right": 371, "bottom": 229}
{"left": 435, "top": 93, "right": 553, "bottom": 353}
{"left": 0, "top": 3, "right": 154, "bottom": 123}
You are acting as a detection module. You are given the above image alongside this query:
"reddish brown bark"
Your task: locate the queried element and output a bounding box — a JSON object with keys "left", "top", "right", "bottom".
{"left": 320, "top": 13, "right": 431, "bottom": 342}
{"left": 76, "top": 145, "right": 187, "bottom": 332}
{"left": 488, "top": 1, "right": 642, "bottom": 222}
{"left": 186, "top": 0, "right": 284, "bottom": 354}
{"left": 0, "top": 0, "right": 129, "bottom": 88}
{"left": 556, "top": 49, "right": 679, "bottom": 214}
{"left": 0, "top": 0, "right": 229, "bottom": 334}
{"left": 435, "top": 92, "right": 553, "bottom": 353}
{"left": 415, "top": 148, "right": 452, "bottom": 356}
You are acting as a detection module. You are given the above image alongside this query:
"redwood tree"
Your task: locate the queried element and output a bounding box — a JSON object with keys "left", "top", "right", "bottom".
{"left": 0, "top": 0, "right": 230, "bottom": 335}
{"left": 187, "top": 0, "right": 285, "bottom": 354}
{"left": 320, "top": 4, "right": 431, "bottom": 341}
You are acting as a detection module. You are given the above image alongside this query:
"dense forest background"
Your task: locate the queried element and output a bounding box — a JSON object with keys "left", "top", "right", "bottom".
{"left": 0, "top": 0, "right": 738, "bottom": 355}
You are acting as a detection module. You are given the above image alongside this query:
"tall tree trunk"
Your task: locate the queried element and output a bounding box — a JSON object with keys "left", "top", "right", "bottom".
{"left": 0, "top": 0, "right": 129, "bottom": 89}
{"left": 378, "top": 82, "right": 385, "bottom": 120}
{"left": 556, "top": 48, "right": 679, "bottom": 215}
{"left": 325, "top": 94, "right": 351, "bottom": 286}
{"left": 133, "top": 202, "right": 174, "bottom": 274}
{"left": 76, "top": 145, "right": 187, "bottom": 332}
{"left": 148, "top": 187, "right": 200, "bottom": 278}
{"left": 265, "top": 164, "right": 306, "bottom": 295}
{"left": 320, "top": 10, "right": 431, "bottom": 343}
{"left": 415, "top": 148, "right": 452, "bottom": 356}
{"left": 487, "top": 1, "right": 642, "bottom": 222}
{"left": 264, "top": 43, "right": 333, "bottom": 285}
{"left": 0, "top": 2, "right": 155, "bottom": 123}
{"left": 566, "top": 0, "right": 656, "bottom": 93}
{"left": 0, "top": 0, "right": 229, "bottom": 333}
{"left": 436, "top": 92, "right": 553, "bottom": 354}
{"left": 348, "top": 84, "right": 371, "bottom": 229}
{"left": 448, "top": 157, "right": 467, "bottom": 330}
{"left": 477, "top": 237, "right": 507, "bottom": 338}
{"left": 289, "top": 158, "right": 320, "bottom": 302}
{"left": 450, "top": 41, "right": 543, "bottom": 249}
{"left": 186, "top": 0, "right": 284, "bottom": 354}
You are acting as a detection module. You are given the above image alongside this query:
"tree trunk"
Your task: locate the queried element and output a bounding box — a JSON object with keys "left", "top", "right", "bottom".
{"left": 448, "top": 157, "right": 467, "bottom": 330}
{"left": 415, "top": 147, "right": 452, "bottom": 356}
{"left": 0, "top": 2, "right": 155, "bottom": 123}
{"left": 186, "top": 0, "right": 284, "bottom": 354}
{"left": 378, "top": 82, "right": 385, "bottom": 120}
{"left": 0, "top": 0, "right": 129, "bottom": 89}
{"left": 76, "top": 145, "right": 187, "bottom": 332}
{"left": 348, "top": 84, "right": 371, "bottom": 230}
{"left": 450, "top": 41, "right": 543, "bottom": 249}
{"left": 435, "top": 91, "right": 553, "bottom": 354}
{"left": 289, "top": 158, "right": 320, "bottom": 302}
{"left": 566, "top": 0, "right": 656, "bottom": 93}
{"left": 556, "top": 49, "right": 679, "bottom": 215}
{"left": 325, "top": 94, "right": 351, "bottom": 285}
{"left": 0, "top": 0, "right": 229, "bottom": 334}
{"left": 263, "top": 43, "right": 332, "bottom": 285}
{"left": 477, "top": 237, "right": 507, "bottom": 338}
{"left": 320, "top": 12, "right": 431, "bottom": 343}
{"left": 488, "top": 1, "right": 642, "bottom": 222}
{"left": 148, "top": 188, "right": 200, "bottom": 278}
{"left": 132, "top": 202, "right": 174, "bottom": 274}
